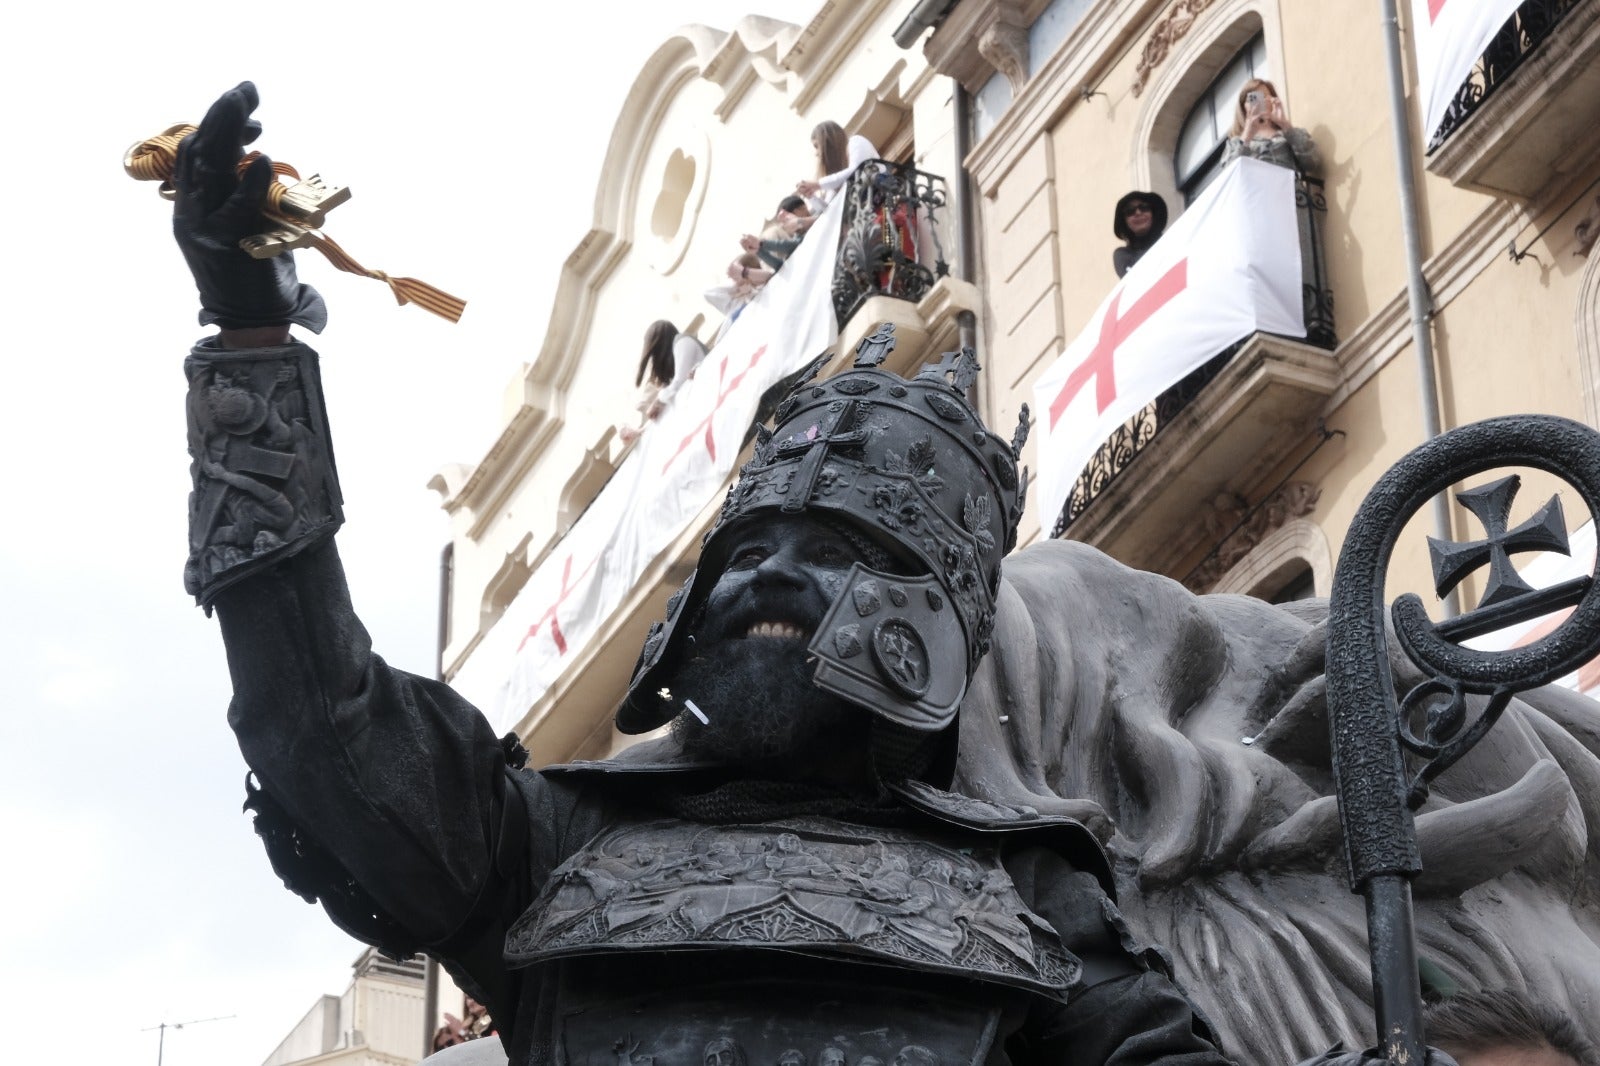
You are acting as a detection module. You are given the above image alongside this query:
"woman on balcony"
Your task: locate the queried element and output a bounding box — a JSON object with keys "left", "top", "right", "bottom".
{"left": 1112, "top": 191, "right": 1169, "bottom": 278}
{"left": 619, "top": 320, "right": 707, "bottom": 444}
{"left": 795, "top": 120, "right": 878, "bottom": 213}
{"left": 1221, "top": 78, "right": 1332, "bottom": 346}
{"left": 1222, "top": 78, "right": 1321, "bottom": 176}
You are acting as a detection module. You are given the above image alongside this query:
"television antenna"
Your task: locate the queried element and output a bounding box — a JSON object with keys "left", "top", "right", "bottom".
{"left": 142, "top": 1014, "right": 235, "bottom": 1066}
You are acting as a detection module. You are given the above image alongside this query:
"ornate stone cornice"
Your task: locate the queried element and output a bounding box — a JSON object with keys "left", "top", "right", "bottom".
{"left": 923, "top": 0, "right": 1041, "bottom": 94}
{"left": 1132, "top": 0, "right": 1219, "bottom": 97}
{"left": 1184, "top": 481, "right": 1320, "bottom": 591}
{"left": 980, "top": 17, "right": 1032, "bottom": 95}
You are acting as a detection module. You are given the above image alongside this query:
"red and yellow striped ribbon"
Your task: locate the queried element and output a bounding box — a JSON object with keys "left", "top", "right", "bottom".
{"left": 125, "top": 125, "right": 466, "bottom": 323}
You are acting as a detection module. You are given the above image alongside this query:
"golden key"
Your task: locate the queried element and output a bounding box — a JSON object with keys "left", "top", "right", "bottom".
{"left": 273, "top": 174, "right": 350, "bottom": 229}
{"left": 123, "top": 125, "right": 351, "bottom": 258}
{"left": 237, "top": 175, "right": 352, "bottom": 259}
{"left": 239, "top": 223, "right": 317, "bottom": 260}
{"left": 125, "top": 120, "right": 464, "bottom": 322}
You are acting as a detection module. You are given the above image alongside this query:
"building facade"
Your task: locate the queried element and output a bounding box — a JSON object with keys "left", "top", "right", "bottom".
{"left": 398, "top": 2, "right": 1600, "bottom": 1061}
{"left": 261, "top": 949, "right": 468, "bottom": 1066}
{"left": 434, "top": 0, "right": 1600, "bottom": 757}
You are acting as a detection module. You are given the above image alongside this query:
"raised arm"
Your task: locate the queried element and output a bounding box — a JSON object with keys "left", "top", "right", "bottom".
{"left": 171, "top": 83, "right": 580, "bottom": 1022}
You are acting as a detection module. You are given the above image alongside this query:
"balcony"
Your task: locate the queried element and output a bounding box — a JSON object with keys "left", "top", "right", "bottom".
{"left": 1051, "top": 175, "right": 1339, "bottom": 574}
{"left": 1053, "top": 332, "right": 1340, "bottom": 576}
{"left": 832, "top": 159, "right": 954, "bottom": 327}
{"left": 444, "top": 164, "right": 982, "bottom": 755}
{"left": 1425, "top": 0, "right": 1600, "bottom": 199}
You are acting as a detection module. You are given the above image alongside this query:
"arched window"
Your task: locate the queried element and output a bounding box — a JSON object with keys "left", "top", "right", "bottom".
{"left": 1267, "top": 565, "right": 1316, "bottom": 604}
{"left": 1172, "top": 33, "right": 1266, "bottom": 204}
{"left": 1207, "top": 516, "right": 1331, "bottom": 600}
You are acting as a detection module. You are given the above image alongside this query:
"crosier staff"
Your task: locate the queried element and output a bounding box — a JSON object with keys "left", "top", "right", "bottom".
{"left": 1326, "top": 415, "right": 1600, "bottom": 1065}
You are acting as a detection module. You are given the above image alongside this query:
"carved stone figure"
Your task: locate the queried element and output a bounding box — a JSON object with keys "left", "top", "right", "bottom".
{"left": 168, "top": 83, "right": 1600, "bottom": 1066}
{"left": 174, "top": 84, "right": 1244, "bottom": 1066}
{"left": 705, "top": 1038, "right": 746, "bottom": 1066}
{"left": 956, "top": 542, "right": 1600, "bottom": 1063}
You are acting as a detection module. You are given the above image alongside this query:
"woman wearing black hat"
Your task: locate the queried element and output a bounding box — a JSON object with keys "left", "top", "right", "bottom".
{"left": 1112, "top": 191, "right": 1168, "bottom": 278}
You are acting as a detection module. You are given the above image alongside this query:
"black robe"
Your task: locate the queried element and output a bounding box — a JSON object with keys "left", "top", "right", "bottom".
{"left": 217, "top": 540, "right": 1229, "bottom": 1066}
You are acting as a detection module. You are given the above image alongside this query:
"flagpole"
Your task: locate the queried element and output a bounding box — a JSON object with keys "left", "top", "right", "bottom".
{"left": 1380, "top": 0, "right": 1459, "bottom": 617}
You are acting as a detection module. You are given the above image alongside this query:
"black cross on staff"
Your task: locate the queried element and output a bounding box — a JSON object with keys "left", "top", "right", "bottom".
{"left": 918, "top": 347, "right": 981, "bottom": 393}
{"left": 1428, "top": 474, "right": 1569, "bottom": 609}
{"left": 776, "top": 399, "right": 868, "bottom": 514}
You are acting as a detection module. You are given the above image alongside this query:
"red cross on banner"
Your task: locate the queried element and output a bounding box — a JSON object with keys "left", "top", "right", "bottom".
{"left": 661, "top": 344, "right": 769, "bottom": 473}
{"left": 516, "top": 552, "right": 600, "bottom": 656}
{"left": 1049, "top": 259, "right": 1188, "bottom": 429}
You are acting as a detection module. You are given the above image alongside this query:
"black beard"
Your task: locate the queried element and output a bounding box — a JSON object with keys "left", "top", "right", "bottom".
{"left": 667, "top": 638, "right": 870, "bottom": 781}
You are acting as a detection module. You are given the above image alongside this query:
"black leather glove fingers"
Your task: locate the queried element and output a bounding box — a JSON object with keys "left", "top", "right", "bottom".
{"left": 173, "top": 81, "right": 327, "bottom": 333}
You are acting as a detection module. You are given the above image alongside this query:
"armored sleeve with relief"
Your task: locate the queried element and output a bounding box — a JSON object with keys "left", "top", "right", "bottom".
{"left": 187, "top": 341, "right": 594, "bottom": 1019}
{"left": 183, "top": 338, "right": 342, "bottom": 607}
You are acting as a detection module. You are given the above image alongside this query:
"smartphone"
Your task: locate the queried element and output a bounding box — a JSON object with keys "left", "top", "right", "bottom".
{"left": 1245, "top": 90, "right": 1264, "bottom": 110}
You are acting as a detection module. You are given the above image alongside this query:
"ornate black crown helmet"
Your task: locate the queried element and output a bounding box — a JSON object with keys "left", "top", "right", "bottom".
{"left": 618, "top": 324, "right": 1030, "bottom": 735}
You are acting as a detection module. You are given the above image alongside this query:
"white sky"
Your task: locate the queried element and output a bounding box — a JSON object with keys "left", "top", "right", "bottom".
{"left": 0, "top": 3, "right": 799, "bottom": 1063}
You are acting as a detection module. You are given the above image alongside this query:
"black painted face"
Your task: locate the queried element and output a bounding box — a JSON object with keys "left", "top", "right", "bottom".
{"left": 667, "top": 515, "right": 878, "bottom": 777}
{"left": 692, "top": 514, "right": 861, "bottom": 648}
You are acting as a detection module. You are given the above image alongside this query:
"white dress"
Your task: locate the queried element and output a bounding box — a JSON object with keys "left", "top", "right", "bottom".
{"left": 805, "top": 134, "right": 879, "bottom": 213}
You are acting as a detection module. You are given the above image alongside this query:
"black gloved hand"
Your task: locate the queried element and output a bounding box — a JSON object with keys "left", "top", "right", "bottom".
{"left": 173, "top": 81, "right": 327, "bottom": 333}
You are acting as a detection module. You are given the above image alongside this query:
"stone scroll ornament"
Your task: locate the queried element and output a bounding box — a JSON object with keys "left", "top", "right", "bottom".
{"left": 1326, "top": 415, "right": 1600, "bottom": 1065}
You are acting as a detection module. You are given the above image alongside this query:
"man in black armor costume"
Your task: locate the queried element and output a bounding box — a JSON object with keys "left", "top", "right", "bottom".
{"left": 176, "top": 83, "right": 1242, "bottom": 1066}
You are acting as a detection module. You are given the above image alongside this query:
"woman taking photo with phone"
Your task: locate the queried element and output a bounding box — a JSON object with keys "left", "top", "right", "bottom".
{"left": 1223, "top": 78, "right": 1320, "bottom": 176}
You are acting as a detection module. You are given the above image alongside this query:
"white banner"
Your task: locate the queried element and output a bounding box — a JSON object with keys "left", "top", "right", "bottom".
{"left": 1031, "top": 158, "right": 1304, "bottom": 532}
{"left": 451, "top": 198, "right": 846, "bottom": 732}
{"left": 1412, "top": 0, "right": 1522, "bottom": 142}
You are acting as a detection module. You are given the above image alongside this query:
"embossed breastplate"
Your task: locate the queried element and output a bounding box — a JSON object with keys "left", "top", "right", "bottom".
{"left": 505, "top": 816, "right": 1080, "bottom": 1000}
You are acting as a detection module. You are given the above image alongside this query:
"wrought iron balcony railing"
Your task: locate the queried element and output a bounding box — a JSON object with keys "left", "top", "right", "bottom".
{"left": 1427, "top": 0, "right": 1579, "bottom": 153}
{"left": 1299, "top": 176, "right": 1336, "bottom": 349}
{"left": 832, "top": 160, "right": 952, "bottom": 327}
{"left": 1051, "top": 174, "right": 1336, "bottom": 539}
